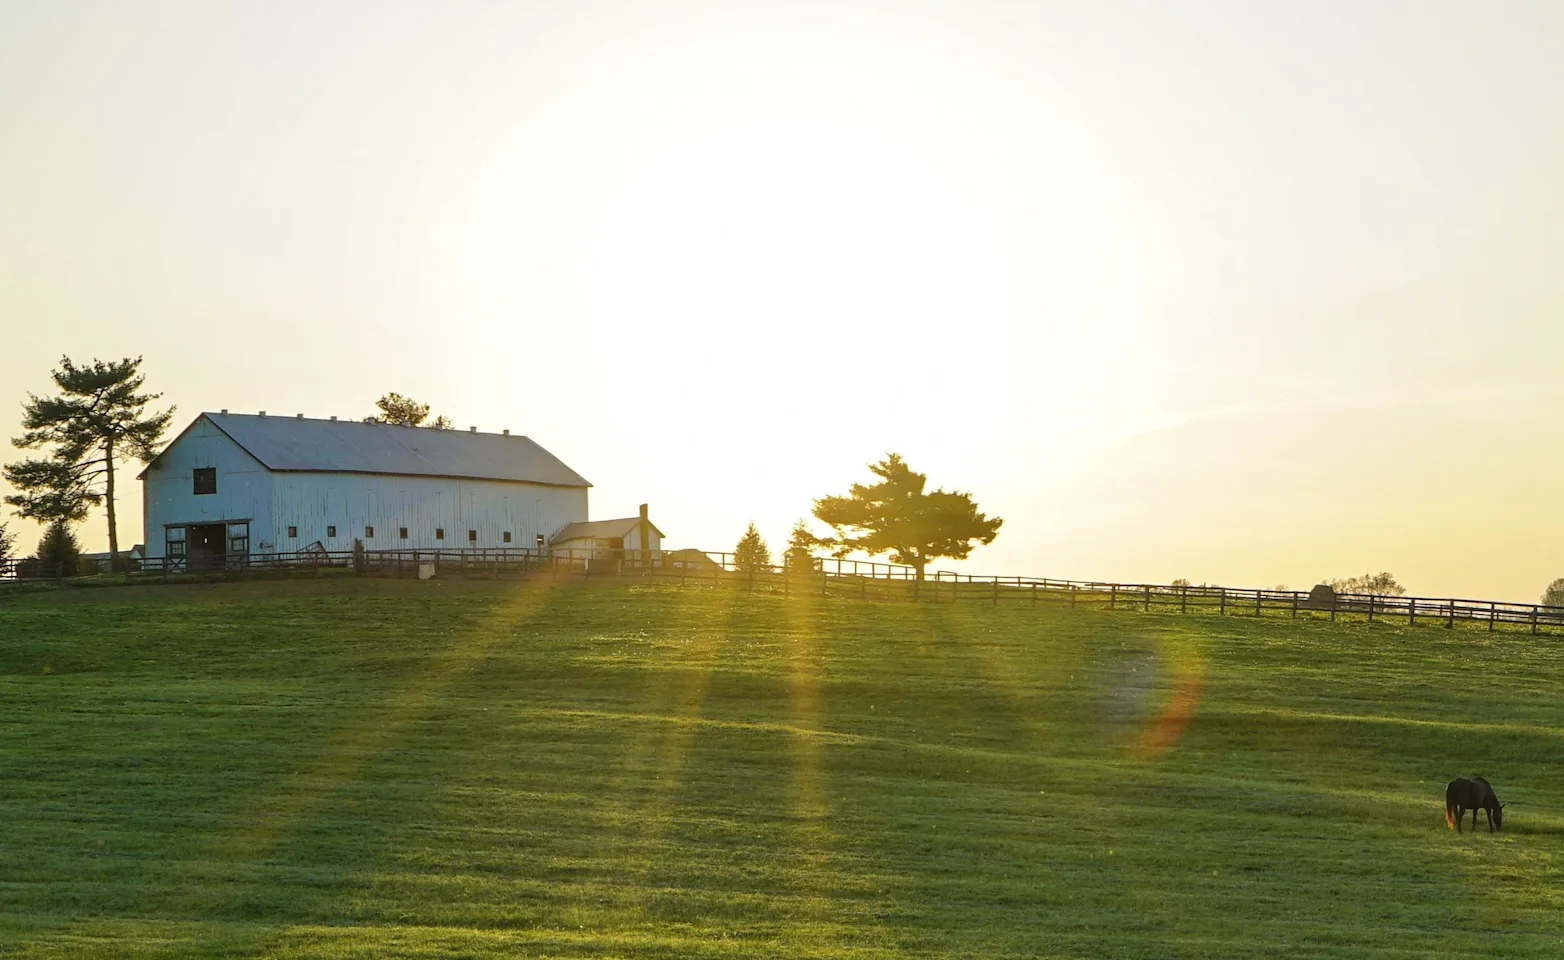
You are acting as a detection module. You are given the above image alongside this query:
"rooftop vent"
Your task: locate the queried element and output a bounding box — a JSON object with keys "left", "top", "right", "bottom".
{"left": 296, "top": 413, "right": 304, "bottom": 419}
{"left": 502, "top": 429, "right": 510, "bottom": 436}
{"left": 220, "top": 409, "right": 228, "bottom": 414}
{"left": 330, "top": 416, "right": 337, "bottom": 421}
{"left": 259, "top": 411, "right": 266, "bottom": 417}
{"left": 469, "top": 426, "right": 477, "bottom": 433}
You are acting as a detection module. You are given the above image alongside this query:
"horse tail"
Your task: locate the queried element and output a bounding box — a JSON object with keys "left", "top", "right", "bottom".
{"left": 1445, "top": 803, "right": 1456, "bottom": 830}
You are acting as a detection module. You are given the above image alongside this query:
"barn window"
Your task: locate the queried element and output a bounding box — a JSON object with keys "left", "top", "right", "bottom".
{"left": 435, "top": 528, "right": 444, "bottom": 540}
{"left": 468, "top": 529, "right": 477, "bottom": 543}
{"left": 327, "top": 525, "right": 337, "bottom": 538}
{"left": 227, "top": 522, "right": 249, "bottom": 556}
{"left": 399, "top": 527, "right": 408, "bottom": 539}
{"left": 536, "top": 534, "right": 545, "bottom": 548}
{"left": 365, "top": 526, "right": 374, "bottom": 538}
{"left": 193, "top": 468, "right": 216, "bottom": 495}
{"left": 166, "top": 526, "right": 187, "bottom": 558}
{"left": 287, "top": 526, "right": 297, "bottom": 538}
{"left": 503, "top": 531, "right": 512, "bottom": 543}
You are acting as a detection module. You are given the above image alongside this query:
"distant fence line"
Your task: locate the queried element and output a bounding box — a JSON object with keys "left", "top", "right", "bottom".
{"left": 3, "top": 547, "right": 1562, "bottom": 635}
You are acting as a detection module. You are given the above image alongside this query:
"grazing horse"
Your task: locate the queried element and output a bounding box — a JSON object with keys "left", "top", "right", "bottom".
{"left": 1445, "top": 776, "right": 1505, "bottom": 833}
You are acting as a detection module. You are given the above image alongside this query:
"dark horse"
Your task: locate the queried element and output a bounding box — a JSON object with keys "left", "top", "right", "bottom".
{"left": 1445, "top": 776, "right": 1505, "bottom": 833}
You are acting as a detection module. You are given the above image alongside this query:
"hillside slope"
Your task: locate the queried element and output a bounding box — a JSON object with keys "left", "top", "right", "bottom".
{"left": 2, "top": 579, "right": 1562, "bottom": 958}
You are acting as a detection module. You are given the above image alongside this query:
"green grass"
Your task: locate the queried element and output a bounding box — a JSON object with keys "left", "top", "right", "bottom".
{"left": 2, "top": 578, "right": 1563, "bottom": 958}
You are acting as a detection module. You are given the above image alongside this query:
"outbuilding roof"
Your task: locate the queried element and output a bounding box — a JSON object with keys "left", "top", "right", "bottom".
{"left": 144, "top": 413, "right": 591, "bottom": 487}
{"left": 550, "top": 517, "right": 664, "bottom": 544}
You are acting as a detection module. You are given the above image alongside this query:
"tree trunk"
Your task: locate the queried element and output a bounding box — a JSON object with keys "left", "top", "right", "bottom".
{"left": 103, "top": 439, "right": 119, "bottom": 572}
{"left": 914, "top": 555, "right": 926, "bottom": 582}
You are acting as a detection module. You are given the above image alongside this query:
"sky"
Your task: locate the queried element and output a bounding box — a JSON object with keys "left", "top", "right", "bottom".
{"left": 1, "top": 0, "right": 1561, "bottom": 601}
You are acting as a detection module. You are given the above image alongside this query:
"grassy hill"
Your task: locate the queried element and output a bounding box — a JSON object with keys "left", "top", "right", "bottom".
{"left": 2, "top": 578, "right": 1563, "bottom": 958}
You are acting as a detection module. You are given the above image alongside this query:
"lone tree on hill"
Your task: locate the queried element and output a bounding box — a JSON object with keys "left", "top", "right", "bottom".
{"left": 812, "top": 453, "right": 1002, "bottom": 582}
{"left": 5, "top": 357, "right": 173, "bottom": 571}
{"left": 0, "top": 520, "right": 15, "bottom": 567}
{"left": 365, "top": 392, "right": 452, "bottom": 429}
{"left": 1327, "top": 572, "right": 1406, "bottom": 597}
{"left": 783, "top": 519, "right": 820, "bottom": 575}
{"left": 733, "top": 522, "right": 771, "bottom": 573}
{"left": 1542, "top": 578, "right": 1564, "bottom": 609}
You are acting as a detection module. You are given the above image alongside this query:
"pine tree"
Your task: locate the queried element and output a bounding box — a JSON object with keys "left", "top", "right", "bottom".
{"left": 0, "top": 521, "right": 15, "bottom": 567}
{"left": 813, "top": 454, "right": 1002, "bottom": 581}
{"left": 733, "top": 522, "right": 772, "bottom": 573}
{"left": 34, "top": 520, "right": 82, "bottom": 577}
{"left": 783, "top": 520, "right": 819, "bottom": 575}
{"left": 5, "top": 357, "right": 173, "bottom": 571}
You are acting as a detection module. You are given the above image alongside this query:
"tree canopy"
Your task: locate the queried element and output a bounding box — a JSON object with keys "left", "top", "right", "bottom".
{"left": 365, "top": 392, "right": 452, "bottom": 429}
{"left": 1543, "top": 578, "right": 1564, "bottom": 609}
{"left": 1327, "top": 572, "right": 1406, "bottom": 597}
{"left": 5, "top": 356, "right": 173, "bottom": 569}
{"left": 812, "top": 453, "right": 1001, "bottom": 581}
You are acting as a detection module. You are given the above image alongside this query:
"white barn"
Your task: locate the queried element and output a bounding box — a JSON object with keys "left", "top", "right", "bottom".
{"left": 140, "top": 412, "right": 592, "bottom": 569}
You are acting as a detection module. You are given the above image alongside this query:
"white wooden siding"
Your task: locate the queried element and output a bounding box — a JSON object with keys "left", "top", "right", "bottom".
{"left": 269, "top": 473, "right": 588, "bottom": 553}
{"left": 142, "top": 419, "right": 274, "bottom": 559}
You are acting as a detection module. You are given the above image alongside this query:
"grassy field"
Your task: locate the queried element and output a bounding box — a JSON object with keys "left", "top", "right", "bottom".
{"left": 2, "top": 578, "right": 1563, "bottom": 958}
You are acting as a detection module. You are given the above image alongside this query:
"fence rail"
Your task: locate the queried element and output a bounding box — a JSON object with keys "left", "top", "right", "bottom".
{"left": 3, "top": 547, "right": 1562, "bottom": 635}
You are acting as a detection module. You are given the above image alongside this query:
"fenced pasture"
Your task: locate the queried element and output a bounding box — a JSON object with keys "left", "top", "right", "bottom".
{"left": 3, "top": 579, "right": 1564, "bottom": 958}
{"left": 7, "top": 546, "right": 1562, "bottom": 636}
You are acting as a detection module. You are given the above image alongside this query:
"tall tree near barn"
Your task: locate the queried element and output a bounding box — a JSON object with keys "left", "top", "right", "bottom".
{"left": 4, "top": 357, "right": 173, "bottom": 571}
{"left": 0, "top": 520, "right": 14, "bottom": 567}
{"left": 812, "top": 453, "right": 1002, "bottom": 582}
{"left": 365, "top": 392, "right": 453, "bottom": 429}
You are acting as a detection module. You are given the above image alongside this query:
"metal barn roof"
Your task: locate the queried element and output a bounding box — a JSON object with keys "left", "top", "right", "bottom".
{"left": 155, "top": 413, "right": 591, "bottom": 487}
{"left": 550, "top": 517, "right": 664, "bottom": 544}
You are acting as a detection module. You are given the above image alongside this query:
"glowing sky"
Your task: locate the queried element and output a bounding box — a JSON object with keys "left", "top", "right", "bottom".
{"left": 2, "top": 1, "right": 1561, "bottom": 599}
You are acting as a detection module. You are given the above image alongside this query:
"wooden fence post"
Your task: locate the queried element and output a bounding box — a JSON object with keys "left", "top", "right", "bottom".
{"left": 1408, "top": 599, "right": 1416, "bottom": 628}
{"left": 1254, "top": 590, "right": 1262, "bottom": 617}
{"left": 1367, "top": 595, "right": 1375, "bottom": 622}
{"left": 1447, "top": 601, "right": 1455, "bottom": 629}
{"left": 1489, "top": 602, "right": 1497, "bottom": 632}
{"left": 1070, "top": 585, "right": 1077, "bottom": 609}
{"left": 1145, "top": 586, "right": 1152, "bottom": 612}
{"left": 822, "top": 567, "right": 828, "bottom": 598}
{"left": 1532, "top": 607, "right": 1540, "bottom": 636}
{"left": 1219, "top": 588, "right": 1226, "bottom": 616}
{"left": 992, "top": 579, "right": 999, "bottom": 607}
{"left": 1290, "top": 592, "right": 1298, "bottom": 618}
{"left": 1110, "top": 584, "right": 1117, "bottom": 610}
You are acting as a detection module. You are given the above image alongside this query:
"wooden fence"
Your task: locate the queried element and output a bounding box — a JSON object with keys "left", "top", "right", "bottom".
{"left": 3, "top": 547, "right": 1562, "bottom": 635}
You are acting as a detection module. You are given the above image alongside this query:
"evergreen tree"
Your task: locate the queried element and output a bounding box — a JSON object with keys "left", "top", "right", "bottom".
{"left": 783, "top": 519, "right": 820, "bottom": 575}
{"left": 34, "top": 520, "right": 82, "bottom": 577}
{"left": 5, "top": 357, "right": 173, "bottom": 571}
{"left": 0, "top": 520, "right": 15, "bottom": 567}
{"left": 813, "top": 454, "right": 1002, "bottom": 581}
{"left": 733, "top": 522, "right": 772, "bottom": 573}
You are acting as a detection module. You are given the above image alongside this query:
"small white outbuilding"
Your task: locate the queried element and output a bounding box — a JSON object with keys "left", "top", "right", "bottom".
{"left": 140, "top": 412, "right": 592, "bottom": 569}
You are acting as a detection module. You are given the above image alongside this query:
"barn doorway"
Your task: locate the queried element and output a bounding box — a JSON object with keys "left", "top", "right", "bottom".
{"left": 188, "top": 523, "right": 227, "bottom": 571}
